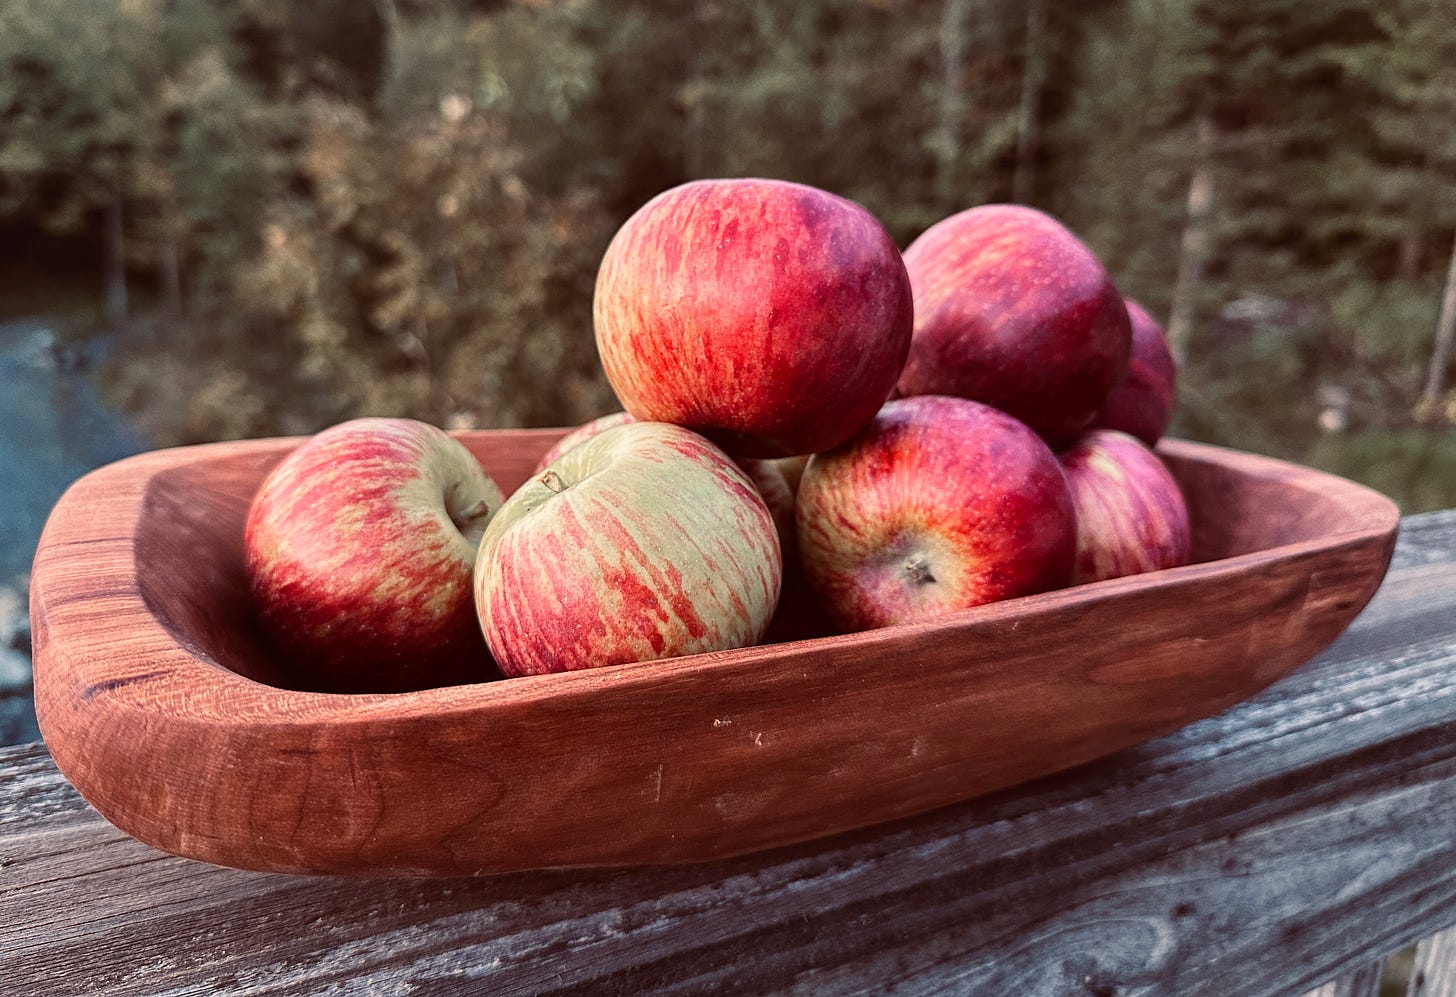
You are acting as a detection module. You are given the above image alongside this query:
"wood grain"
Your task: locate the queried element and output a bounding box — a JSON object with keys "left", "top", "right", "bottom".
{"left": 1411, "top": 925, "right": 1456, "bottom": 996}
{"left": 28, "top": 433, "right": 1398, "bottom": 876}
{"left": 1302, "top": 963, "right": 1387, "bottom": 997}
{"left": 2, "top": 511, "right": 1454, "bottom": 995}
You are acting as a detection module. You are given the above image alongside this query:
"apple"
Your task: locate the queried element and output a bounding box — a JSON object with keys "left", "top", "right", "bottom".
{"left": 795, "top": 395, "right": 1077, "bottom": 632}
{"left": 767, "top": 453, "right": 809, "bottom": 496}
{"left": 536, "top": 414, "right": 801, "bottom": 560}
{"left": 1059, "top": 428, "right": 1191, "bottom": 584}
{"left": 743, "top": 453, "right": 836, "bottom": 645}
{"left": 1090, "top": 299, "right": 1177, "bottom": 446}
{"left": 244, "top": 417, "right": 505, "bottom": 692}
{"left": 896, "top": 204, "right": 1131, "bottom": 448}
{"left": 475, "top": 421, "right": 782, "bottom": 676}
{"left": 535, "top": 413, "right": 805, "bottom": 563}
{"left": 737, "top": 456, "right": 807, "bottom": 565}
{"left": 593, "top": 177, "right": 914, "bottom": 458}
{"left": 534, "top": 411, "right": 635, "bottom": 473}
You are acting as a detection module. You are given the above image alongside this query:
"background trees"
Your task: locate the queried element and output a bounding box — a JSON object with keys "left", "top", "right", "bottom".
{"left": 2, "top": 0, "right": 1454, "bottom": 509}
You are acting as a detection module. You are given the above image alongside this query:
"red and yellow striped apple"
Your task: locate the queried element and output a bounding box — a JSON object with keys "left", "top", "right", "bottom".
{"left": 593, "top": 177, "right": 914, "bottom": 458}
{"left": 744, "top": 453, "right": 830, "bottom": 645}
{"left": 538, "top": 411, "right": 805, "bottom": 562}
{"left": 796, "top": 395, "right": 1077, "bottom": 631}
{"left": 534, "top": 410, "right": 635, "bottom": 473}
{"left": 1060, "top": 428, "right": 1191, "bottom": 584}
{"left": 896, "top": 204, "right": 1131, "bottom": 449}
{"left": 474, "top": 421, "right": 782, "bottom": 676}
{"left": 737, "top": 455, "right": 808, "bottom": 564}
{"left": 1091, "top": 299, "right": 1177, "bottom": 446}
{"left": 244, "top": 417, "right": 505, "bottom": 692}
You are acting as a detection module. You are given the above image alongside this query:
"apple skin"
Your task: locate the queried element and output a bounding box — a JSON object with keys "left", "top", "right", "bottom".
{"left": 593, "top": 177, "right": 914, "bottom": 458}
{"left": 534, "top": 411, "right": 636, "bottom": 473}
{"left": 535, "top": 413, "right": 802, "bottom": 559}
{"left": 795, "top": 395, "right": 1077, "bottom": 632}
{"left": 244, "top": 417, "right": 506, "bottom": 693}
{"left": 475, "top": 421, "right": 782, "bottom": 676}
{"left": 744, "top": 453, "right": 836, "bottom": 645}
{"left": 896, "top": 204, "right": 1131, "bottom": 449}
{"left": 766, "top": 453, "right": 809, "bottom": 496}
{"left": 1059, "top": 428, "right": 1191, "bottom": 585}
{"left": 737, "top": 455, "right": 807, "bottom": 566}
{"left": 1090, "top": 299, "right": 1177, "bottom": 446}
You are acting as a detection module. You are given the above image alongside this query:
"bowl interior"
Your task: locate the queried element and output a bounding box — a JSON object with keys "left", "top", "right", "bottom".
{"left": 131, "top": 434, "right": 1375, "bottom": 694}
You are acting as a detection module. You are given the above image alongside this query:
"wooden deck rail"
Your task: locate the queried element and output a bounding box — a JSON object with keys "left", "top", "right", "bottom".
{"left": 2, "top": 510, "right": 1455, "bottom": 996}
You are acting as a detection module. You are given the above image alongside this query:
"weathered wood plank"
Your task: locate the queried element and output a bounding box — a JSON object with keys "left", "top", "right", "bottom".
{"left": 1302, "top": 963, "right": 1386, "bottom": 997}
{"left": 29, "top": 434, "right": 1398, "bottom": 877}
{"left": 1410, "top": 925, "right": 1456, "bottom": 996}
{"left": 2, "top": 511, "right": 1455, "bottom": 997}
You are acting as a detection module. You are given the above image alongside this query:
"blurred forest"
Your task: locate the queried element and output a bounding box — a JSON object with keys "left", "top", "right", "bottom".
{"left": 2, "top": 0, "right": 1456, "bottom": 510}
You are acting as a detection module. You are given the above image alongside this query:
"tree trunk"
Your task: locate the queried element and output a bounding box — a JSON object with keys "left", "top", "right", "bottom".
{"left": 103, "top": 198, "right": 130, "bottom": 331}
{"left": 373, "top": 0, "right": 401, "bottom": 106}
{"left": 935, "top": 0, "right": 973, "bottom": 211}
{"left": 1166, "top": 114, "right": 1216, "bottom": 368}
{"left": 1012, "top": 0, "right": 1049, "bottom": 205}
{"left": 161, "top": 229, "right": 183, "bottom": 320}
{"left": 418, "top": 317, "right": 450, "bottom": 427}
{"left": 1417, "top": 230, "right": 1456, "bottom": 420}
{"left": 680, "top": 5, "right": 722, "bottom": 178}
{"left": 1398, "top": 232, "right": 1425, "bottom": 282}
{"left": 684, "top": 75, "right": 707, "bottom": 178}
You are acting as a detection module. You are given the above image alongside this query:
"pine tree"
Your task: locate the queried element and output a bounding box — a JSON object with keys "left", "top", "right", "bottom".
{"left": 1049, "top": 0, "right": 1214, "bottom": 321}
{"left": 214, "top": 3, "right": 617, "bottom": 439}
{"left": 1370, "top": 1, "right": 1456, "bottom": 417}
{"left": 0, "top": 0, "right": 287, "bottom": 328}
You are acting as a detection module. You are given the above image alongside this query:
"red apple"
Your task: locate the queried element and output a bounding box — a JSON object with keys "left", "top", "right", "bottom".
{"left": 593, "top": 177, "right": 914, "bottom": 458}
{"left": 475, "top": 421, "right": 782, "bottom": 676}
{"left": 795, "top": 395, "right": 1076, "bottom": 631}
{"left": 1060, "top": 428, "right": 1191, "bottom": 584}
{"left": 737, "top": 456, "right": 807, "bottom": 566}
{"left": 534, "top": 411, "right": 635, "bottom": 473}
{"left": 1091, "top": 299, "right": 1177, "bottom": 446}
{"left": 767, "top": 453, "right": 809, "bottom": 496}
{"left": 896, "top": 204, "right": 1131, "bottom": 448}
{"left": 744, "top": 453, "right": 835, "bottom": 645}
{"left": 244, "top": 417, "right": 505, "bottom": 692}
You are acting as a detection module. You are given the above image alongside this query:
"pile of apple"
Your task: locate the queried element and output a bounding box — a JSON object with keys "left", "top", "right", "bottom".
{"left": 243, "top": 178, "right": 1188, "bottom": 694}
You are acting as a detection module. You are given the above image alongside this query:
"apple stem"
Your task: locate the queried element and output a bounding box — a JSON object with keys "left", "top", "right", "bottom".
{"left": 539, "top": 469, "right": 568, "bottom": 494}
{"left": 450, "top": 497, "right": 492, "bottom": 535}
{"left": 905, "top": 557, "right": 936, "bottom": 586}
{"left": 458, "top": 498, "right": 491, "bottom": 523}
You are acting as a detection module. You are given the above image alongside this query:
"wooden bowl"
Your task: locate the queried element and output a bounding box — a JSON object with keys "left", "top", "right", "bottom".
{"left": 30, "top": 431, "right": 1398, "bottom": 877}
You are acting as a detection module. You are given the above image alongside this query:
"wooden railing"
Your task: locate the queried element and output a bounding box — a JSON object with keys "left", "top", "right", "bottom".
{"left": 2, "top": 510, "right": 1454, "bottom": 995}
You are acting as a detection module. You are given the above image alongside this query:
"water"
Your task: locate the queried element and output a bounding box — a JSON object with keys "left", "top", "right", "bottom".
{"left": 0, "top": 319, "right": 144, "bottom": 578}
{"left": 0, "top": 318, "right": 145, "bottom": 744}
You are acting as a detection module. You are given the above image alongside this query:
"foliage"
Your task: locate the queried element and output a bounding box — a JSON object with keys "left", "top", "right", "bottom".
{"left": 2, "top": 0, "right": 1456, "bottom": 510}
{"left": 1307, "top": 429, "right": 1456, "bottom": 514}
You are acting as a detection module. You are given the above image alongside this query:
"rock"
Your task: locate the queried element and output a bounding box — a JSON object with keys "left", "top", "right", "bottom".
{"left": 0, "top": 646, "right": 30, "bottom": 691}
{"left": 0, "top": 581, "right": 26, "bottom": 644}
{"left": 0, "top": 581, "right": 33, "bottom": 696}
{"left": 1, "top": 577, "right": 29, "bottom": 646}
{"left": 0, "top": 693, "right": 40, "bottom": 746}
{"left": 0, "top": 582, "right": 38, "bottom": 746}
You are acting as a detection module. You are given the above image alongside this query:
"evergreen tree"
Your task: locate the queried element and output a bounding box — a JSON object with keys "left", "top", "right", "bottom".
{"left": 0, "top": 0, "right": 287, "bottom": 326}
{"left": 217, "top": 4, "right": 616, "bottom": 438}
{"left": 3, "top": 0, "right": 1455, "bottom": 506}
{"left": 1050, "top": 0, "right": 1213, "bottom": 317}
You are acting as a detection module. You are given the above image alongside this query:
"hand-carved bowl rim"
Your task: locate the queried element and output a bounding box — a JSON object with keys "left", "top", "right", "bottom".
{"left": 31, "top": 432, "right": 1399, "bottom": 877}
